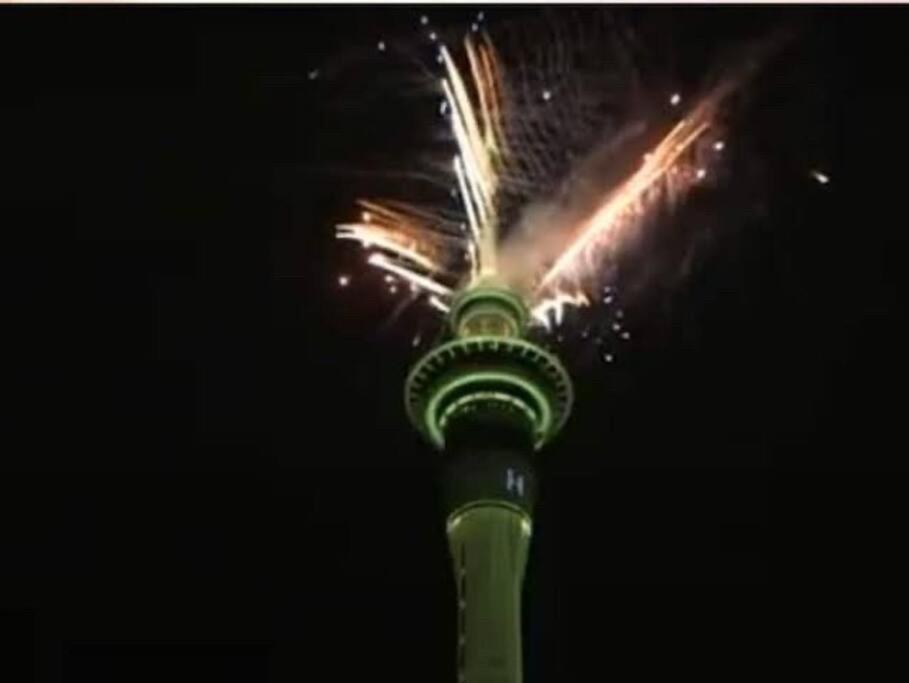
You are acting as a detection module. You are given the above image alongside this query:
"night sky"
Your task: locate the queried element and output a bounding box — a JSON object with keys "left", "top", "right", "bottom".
{"left": 3, "top": 5, "right": 908, "bottom": 682}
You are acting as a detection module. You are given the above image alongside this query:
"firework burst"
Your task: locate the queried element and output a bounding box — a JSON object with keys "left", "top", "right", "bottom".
{"left": 335, "top": 14, "right": 765, "bottom": 332}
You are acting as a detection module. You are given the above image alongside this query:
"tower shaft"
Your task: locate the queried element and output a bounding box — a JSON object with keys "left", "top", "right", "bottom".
{"left": 443, "top": 427, "right": 537, "bottom": 683}
{"left": 448, "top": 505, "right": 530, "bottom": 683}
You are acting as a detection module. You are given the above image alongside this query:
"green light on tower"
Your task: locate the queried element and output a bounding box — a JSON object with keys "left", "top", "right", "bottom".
{"left": 405, "top": 279, "right": 573, "bottom": 683}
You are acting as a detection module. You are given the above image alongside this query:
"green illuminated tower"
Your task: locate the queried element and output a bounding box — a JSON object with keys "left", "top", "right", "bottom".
{"left": 405, "top": 279, "right": 573, "bottom": 683}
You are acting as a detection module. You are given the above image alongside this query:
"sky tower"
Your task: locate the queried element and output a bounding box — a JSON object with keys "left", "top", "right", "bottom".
{"left": 405, "top": 278, "right": 573, "bottom": 683}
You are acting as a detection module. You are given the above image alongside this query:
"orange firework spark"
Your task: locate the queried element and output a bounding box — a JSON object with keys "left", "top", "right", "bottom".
{"left": 537, "top": 92, "right": 722, "bottom": 293}
{"left": 336, "top": 199, "right": 445, "bottom": 273}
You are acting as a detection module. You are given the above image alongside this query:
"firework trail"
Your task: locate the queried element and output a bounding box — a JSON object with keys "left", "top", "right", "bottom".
{"left": 532, "top": 82, "right": 730, "bottom": 295}
{"left": 335, "top": 16, "right": 767, "bottom": 330}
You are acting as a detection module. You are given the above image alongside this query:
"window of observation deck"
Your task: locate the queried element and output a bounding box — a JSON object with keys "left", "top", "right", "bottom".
{"left": 458, "top": 311, "right": 518, "bottom": 338}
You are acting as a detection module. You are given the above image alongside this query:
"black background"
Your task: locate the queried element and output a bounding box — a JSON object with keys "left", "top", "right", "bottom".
{"left": 3, "top": 5, "right": 908, "bottom": 681}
